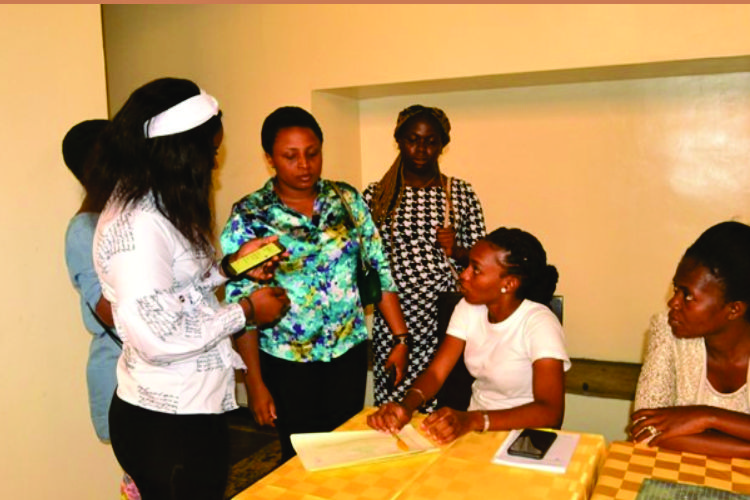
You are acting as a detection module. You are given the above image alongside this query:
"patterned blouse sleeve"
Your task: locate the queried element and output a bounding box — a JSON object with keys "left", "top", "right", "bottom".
{"left": 342, "top": 183, "right": 397, "bottom": 293}
{"left": 219, "top": 202, "right": 260, "bottom": 305}
{"left": 634, "top": 312, "right": 677, "bottom": 411}
{"left": 453, "top": 179, "right": 486, "bottom": 250}
{"left": 103, "top": 212, "right": 245, "bottom": 366}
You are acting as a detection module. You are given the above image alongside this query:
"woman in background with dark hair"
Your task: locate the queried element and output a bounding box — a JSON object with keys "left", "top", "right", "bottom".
{"left": 63, "top": 119, "right": 141, "bottom": 499}
{"left": 368, "top": 227, "right": 569, "bottom": 444}
{"left": 631, "top": 221, "right": 750, "bottom": 458}
{"left": 63, "top": 118, "right": 116, "bottom": 443}
{"left": 92, "top": 78, "right": 289, "bottom": 499}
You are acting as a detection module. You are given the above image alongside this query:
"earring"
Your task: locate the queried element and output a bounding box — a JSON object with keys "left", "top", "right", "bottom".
{"left": 500, "top": 287, "right": 507, "bottom": 293}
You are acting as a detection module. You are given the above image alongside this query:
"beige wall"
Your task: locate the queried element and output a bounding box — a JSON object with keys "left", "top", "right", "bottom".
{"left": 100, "top": 4, "right": 750, "bottom": 443}
{"left": 1, "top": 5, "right": 121, "bottom": 499}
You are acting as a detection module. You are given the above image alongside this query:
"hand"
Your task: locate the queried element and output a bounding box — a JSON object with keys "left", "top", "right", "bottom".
{"left": 245, "top": 375, "right": 277, "bottom": 427}
{"left": 249, "top": 287, "right": 290, "bottom": 327}
{"left": 384, "top": 344, "right": 408, "bottom": 387}
{"left": 630, "top": 406, "right": 712, "bottom": 446}
{"left": 367, "top": 402, "right": 413, "bottom": 434}
{"left": 421, "top": 407, "right": 478, "bottom": 445}
{"left": 234, "top": 235, "right": 288, "bottom": 282}
{"left": 435, "top": 226, "right": 457, "bottom": 257}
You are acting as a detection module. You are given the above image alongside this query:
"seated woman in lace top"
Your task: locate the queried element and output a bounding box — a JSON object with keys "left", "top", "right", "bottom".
{"left": 631, "top": 221, "right": 750, "bottom": 458}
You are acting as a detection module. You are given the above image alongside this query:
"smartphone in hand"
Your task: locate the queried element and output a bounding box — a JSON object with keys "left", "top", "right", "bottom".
{"left": 507, "top": 429, "right": 557, "bottom": 460}
{"left": 230, "top": 241, "right": 286, "bottom": 276}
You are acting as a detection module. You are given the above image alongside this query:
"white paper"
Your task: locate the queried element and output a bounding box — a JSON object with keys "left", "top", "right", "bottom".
{"left": 491, "top": 429, "right": 580, "bottom": 474}
{"left": 291, "top": 424, "right": 439, "bottom": 471}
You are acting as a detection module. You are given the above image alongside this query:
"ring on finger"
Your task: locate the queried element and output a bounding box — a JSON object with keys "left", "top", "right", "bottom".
{"left": 645, "top": 425, "right": 660, "bottom": 437}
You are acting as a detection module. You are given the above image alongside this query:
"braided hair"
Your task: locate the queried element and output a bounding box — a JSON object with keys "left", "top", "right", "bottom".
{"left": 485, "top": 227, "right": 559, "bottom": 305}
{"left": 369, "top": 105, "right": 451, "bottom": 226}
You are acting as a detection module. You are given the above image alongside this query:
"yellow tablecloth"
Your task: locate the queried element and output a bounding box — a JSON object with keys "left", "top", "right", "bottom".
{"left": 233, "top": 408, "right": 606, "bottom": 500}
{"left": 591, "top": 440, "right": 750, "bottom": 500}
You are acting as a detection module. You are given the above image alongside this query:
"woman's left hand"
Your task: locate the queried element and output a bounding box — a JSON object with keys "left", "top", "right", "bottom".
{"left": 435, "top": 226, "right": 457, "bottom": 257}
{"left": 630, "top": 406, "right": 711, "bottom": 446}
{"left": 384, "top": 344, "right": 409, "bottom": 387}
{"left": 421, "top": 407, "right": 478, "bottom": 445}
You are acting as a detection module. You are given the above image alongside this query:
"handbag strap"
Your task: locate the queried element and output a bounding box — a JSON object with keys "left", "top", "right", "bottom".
{"left": 330, "top": 182, "right": 369, "bottom": 264}
{"left": 443, "top": 176, "right": 453, "bottom": 228}
{"left": 442, "top": 177, "right": 460, "bottom": 283}
{"left": 86, "top": 303, "right": 123, "bottom": 348}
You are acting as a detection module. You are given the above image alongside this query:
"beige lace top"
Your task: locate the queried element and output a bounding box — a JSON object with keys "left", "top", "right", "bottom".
{"left": 634, "top": 312, "right": 750, "bottom": 413}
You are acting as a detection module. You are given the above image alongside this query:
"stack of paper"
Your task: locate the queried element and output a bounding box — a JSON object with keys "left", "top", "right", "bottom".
{"left": 491, "top": 429, "right": 580, "bottom": 474}
{"left": 291, "top": 424, "right": 439, "bottom": 471}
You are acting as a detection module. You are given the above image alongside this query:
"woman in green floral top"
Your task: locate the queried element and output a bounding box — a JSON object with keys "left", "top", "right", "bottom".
{"left": 220, "top": 106, "right": 410, "bottom": 460}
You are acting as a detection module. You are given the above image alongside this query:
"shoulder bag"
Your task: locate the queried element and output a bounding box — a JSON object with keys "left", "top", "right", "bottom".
{"left": 331, "top": 182, "right": 383, "bottom": 307}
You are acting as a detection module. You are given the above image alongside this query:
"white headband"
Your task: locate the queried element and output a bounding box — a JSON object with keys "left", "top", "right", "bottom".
{"left": 143, "top": 89, "right": 220, "bottom": 139}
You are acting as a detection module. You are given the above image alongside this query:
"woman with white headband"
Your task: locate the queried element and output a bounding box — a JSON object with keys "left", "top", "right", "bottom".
{"left": 91, "top": 78, "right": 290, "bottom": 500}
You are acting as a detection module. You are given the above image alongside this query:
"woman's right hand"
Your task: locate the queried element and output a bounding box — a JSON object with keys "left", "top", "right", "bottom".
{"left": 248, "top": 287, "right": 290, "bottom": 326}
{"left": 245, "top": 375, "right": 277, "bottom": 427}
{"left": 367, "top": 402, "right": 413, "bottom": 434}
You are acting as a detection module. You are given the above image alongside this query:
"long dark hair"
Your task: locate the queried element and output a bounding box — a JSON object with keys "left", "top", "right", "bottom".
{"left": 684, "top": 221, "right": 750, "bottom": 320}
{"left": 485, "top": 227, "right": 559, "bottom": 305}
{"left": 88, "top": 78, "right": 222, "bottom": 253}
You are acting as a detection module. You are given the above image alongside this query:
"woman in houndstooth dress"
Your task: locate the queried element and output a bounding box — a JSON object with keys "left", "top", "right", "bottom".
{"left": 364, "top": 105, "right": 486, "bottom": 411}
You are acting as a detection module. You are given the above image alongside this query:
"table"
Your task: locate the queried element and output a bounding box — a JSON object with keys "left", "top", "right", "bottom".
{"left": 591, "top": 441, "right": 750, "bottom": 499}
{"left": 233, "top": 408, "right": 606, "bottom": 500}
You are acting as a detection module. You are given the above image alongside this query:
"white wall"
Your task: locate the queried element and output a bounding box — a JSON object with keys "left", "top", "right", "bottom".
{"left": 0, "top": 5, "right": 121, "bottom": 499}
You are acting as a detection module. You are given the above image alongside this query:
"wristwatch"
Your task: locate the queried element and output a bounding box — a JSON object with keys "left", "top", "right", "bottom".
{"left": 392, "top": 333, "right": 410, "bottom": 348}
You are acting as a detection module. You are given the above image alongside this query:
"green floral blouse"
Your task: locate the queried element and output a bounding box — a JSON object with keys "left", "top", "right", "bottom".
{"left": 220, "top": 179, "right": 396, "bottom": 363}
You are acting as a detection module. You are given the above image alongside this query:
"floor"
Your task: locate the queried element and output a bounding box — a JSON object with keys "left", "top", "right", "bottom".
{"left": 224, "top": 409, "right": 283, "bottom": 499}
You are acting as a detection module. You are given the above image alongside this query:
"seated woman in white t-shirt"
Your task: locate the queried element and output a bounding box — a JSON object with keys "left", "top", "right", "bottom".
{"left": 367, "top": 227, "right": 570, "bottom": 444}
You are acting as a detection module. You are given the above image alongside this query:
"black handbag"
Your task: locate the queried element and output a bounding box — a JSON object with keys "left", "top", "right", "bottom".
{"left": 331, "top": 182, "right": 383, "bottom": 306}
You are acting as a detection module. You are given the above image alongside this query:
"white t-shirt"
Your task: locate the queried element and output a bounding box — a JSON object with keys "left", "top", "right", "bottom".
{"left": 94, "top": 193, "right": 247, "bottom": 415}
{"left": 446, "top": 298, "right": 570, "bottom": 411}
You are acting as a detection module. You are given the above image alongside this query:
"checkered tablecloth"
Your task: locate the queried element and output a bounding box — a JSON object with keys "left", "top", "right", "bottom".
{"left": 592, "top": 441, "right": 750, "bottom": 500}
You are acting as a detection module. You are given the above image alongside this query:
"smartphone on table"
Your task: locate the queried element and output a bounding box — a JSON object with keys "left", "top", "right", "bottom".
{"left": 229, "top": 241, "right": 286, "bottom": 276}
{"left": 507, "top": 429, "right": 558, "bottom": 460}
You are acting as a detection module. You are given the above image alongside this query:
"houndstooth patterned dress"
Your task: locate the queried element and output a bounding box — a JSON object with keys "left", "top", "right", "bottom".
{"left": 363, "top": 178, "right": 486, "bottom": 410}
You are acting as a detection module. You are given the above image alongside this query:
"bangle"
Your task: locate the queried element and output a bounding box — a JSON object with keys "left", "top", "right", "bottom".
{"left": 404, "top": 387, "right": 426, "bottom": 408}
{"left": 481, "top": 411, "right": 490, "bottom": 433}
{"left": 240, "top": 296, "right": 255, "bottom": 325}
{"left": 221, "top": 254, "right": 237, "bottom": 279}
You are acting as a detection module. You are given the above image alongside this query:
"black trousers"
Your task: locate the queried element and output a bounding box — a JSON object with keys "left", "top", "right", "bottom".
{"left": 260, "top": 341, "right": 368, "bottom": 460}
{"left": 109, "top": 394, "right": 229, "bottom": 500}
